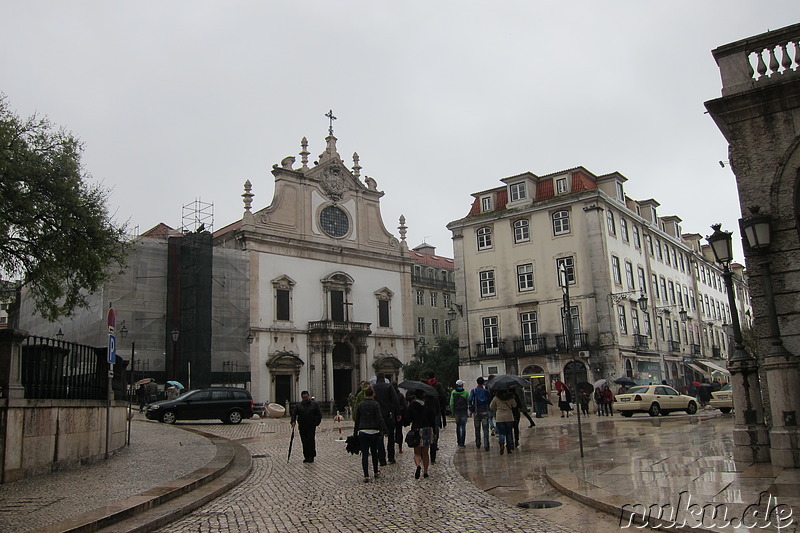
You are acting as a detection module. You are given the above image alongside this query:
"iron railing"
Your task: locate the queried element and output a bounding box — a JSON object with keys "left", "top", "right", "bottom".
{"left": 691, "top": 344, "right": 702, "bottom": 356}
{"left": 21, "top": 335, "right": 127, "bottom": 400}
{"left": 411, "top": 274, "right": 456, "bottom": 291}
{"left": 475, "top": 341, "right": 506, "bottom": 358}
{"left": 634, "top": 334, "right": 649, "bottom": 350}
{"left": 555, "top": 333, "right": 588, "bottom": 351}
{"left": 513, "top": 337, "right": 548, "bottom": 355}
{"left": 668, "top": 340, "right": 681, "bottom": 353}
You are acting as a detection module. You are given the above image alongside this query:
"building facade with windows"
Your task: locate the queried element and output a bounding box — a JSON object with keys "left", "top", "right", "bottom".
{"left": 214, "top": 132, "right": 414, "bottom": 412}
{"left": 448, "top": 167, "right": 749, "bottom": 392}
{"left": 408, "top": 242, "right": 457, "bottom": 356}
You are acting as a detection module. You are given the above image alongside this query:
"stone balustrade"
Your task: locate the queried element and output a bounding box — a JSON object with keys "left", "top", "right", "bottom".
{"left": 712, "top": 22, "right": 799, "bottom": 96}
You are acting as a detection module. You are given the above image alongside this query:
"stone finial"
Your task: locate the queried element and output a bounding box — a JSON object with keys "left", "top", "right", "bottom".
{"left": 398, "top": 215, "right": 407, "bottom": 242}
{"left": 242, "top": 180, "right": 254, "bottom": 212}
{"left": 281, "top": 156, "right": 295, "bottom": 169}
{"left": 365, "top": 176, "right": 377, "bottom": 191}
{"left": 319, "top": 134, "right": 339, "bottom": 163}
{"left": 352, "top": 152, "right": 361, "bottom": 178}
{"left": 300, "top": 137, "right": 309, "bottom": 168}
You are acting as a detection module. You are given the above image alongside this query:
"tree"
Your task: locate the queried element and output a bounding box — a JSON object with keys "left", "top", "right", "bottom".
{"left": 402, "top": 336, "right": 460, "bottom": 387}
{"left": 0, "top": 95, "right": 128, "bottom": 322}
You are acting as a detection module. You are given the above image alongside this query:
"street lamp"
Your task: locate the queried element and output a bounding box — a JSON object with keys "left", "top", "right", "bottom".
{"left": 119, "top": 321, "right": 135, "bottom": 447}
{"left": 610, "top": 291, "right": 648, "bottom": 312}
{"left": 246, "top": 332, "right": 255, "bottom": 345}
{"left": 56, "top": 328, "right": 64, "bottom": 341}
{"left": 171, "top": 329, "right": 179, "bottom": 379}
{"left": 706, "top": 224, "right": 750, "bottom": 362}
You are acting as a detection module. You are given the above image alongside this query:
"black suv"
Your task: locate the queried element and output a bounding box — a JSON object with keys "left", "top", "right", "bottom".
{"left": 146, "top": 387, "right": 254, "bottom": 424}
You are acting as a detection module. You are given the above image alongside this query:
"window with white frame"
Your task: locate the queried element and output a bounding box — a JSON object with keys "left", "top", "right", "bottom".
{"left": 668, "top": 281, "right": 676, "bottom": 304}
{"left": 666, "top": 320, "right": 673, "bottom": 341}
{"left": 477, "top": 226, "right": 493, "bottom": 250}
{"left": 417, "top": 317, "right": 425, "bottom": 334}
{"left": 620, "top": 217, "right": 629, "bottom": 242}
{"left": 520, "top": 311, "right": 538, "bottom": 341}
{"left": 517, "top": 263, "right": 534, "bottom": 292}
{"left": 637, "top": 267, "right": 646, "bottom": 294}
{"left": 445, "top": 320, "right": 452, "bottom": 336}
{"left": 479, "top": 270, "right": 496, "bottom": 297}
{"left": 416, "top": 290, "right": 424, "bottom": 305}
{"left": 616, "top": 182, "right": 625, "bottom": 201}
{"left": 618, "top": 305, "right": 628, "bottom": 334}
{"left": 556, "top": 256, "right": 575, "bottom": 286}
{"left": 660, "top": 277, "right": 668, "bottom": 303}
{"left": 656, "top": 239, "right": 663, "bottom": 260}
{"left": 556, "top": 177, "right": 568, "bottom": 194}
{"left": 611, "top": 255, "right": 622, "bottom": 284}
{"left": 625, "top": 261, "right": 635, "bottom": 289}
{"left": 430, "top": 292, "right": 438, "bottom": 307}
{"left": 443, "top": 293, "right": 451, "bottom": 308}
{"left": 631, "top": 308, "right": 641, "bottom": 334}
{"left": 607, "top": 209, "right": 616, "bottom": 235}
{"left": 482, "top": 316, "right": 499, "bottom": 348}
{"left": 481, "top": 196, "right": 492, "bottom": 212}
{"left": 643, "top": 312, "right": 652, "bottom": 337}
{"left": 657, "top": 316, "right": 665, "bottom": 340}
{"left": 671, "top": 247, "right": 678, "bottom": 267}
{"left": 633, "top": 225, "right": 641, "bottom": 248}
{"left": 665, "top": 245, "right": 671, "bottom": 266}
{"left": 431, "top": 318, "right": 439, "bottom": 335}
{"left": 552, "top": 210, "right": 570, "bottom": 235}
{"left": 509, "top": 182, "right": 527, "bottom": 202}
{"left": 513, "top": 219, "right": 530, "bottom": 243}
{"left": 562, "top": 306, "right": 582, "bottom": 341}
{"left": 651, "top": 274, "right": 659, "bottom": 299}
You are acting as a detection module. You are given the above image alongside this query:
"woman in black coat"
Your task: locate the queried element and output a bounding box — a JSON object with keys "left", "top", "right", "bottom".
{"left": 406, "top": 389, "right": 436, "bottom": 480}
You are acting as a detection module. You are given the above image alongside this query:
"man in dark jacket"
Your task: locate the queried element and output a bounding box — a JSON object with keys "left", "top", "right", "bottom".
{"left": 291, "top": 391, "right": 323, "bottom": 463}
{"left": 373, "top": 373, "right": 400, "bottom": 465}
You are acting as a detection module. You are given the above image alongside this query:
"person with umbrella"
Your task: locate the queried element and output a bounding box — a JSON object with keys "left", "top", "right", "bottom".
{"left": 291, "top": 391, "right": 322, "bottom": 463}
{"left": 136, "top": 383, "right": 149, "bottom": 412}
{"left": 490, "top": 389, "right": 517, "bottom": 454}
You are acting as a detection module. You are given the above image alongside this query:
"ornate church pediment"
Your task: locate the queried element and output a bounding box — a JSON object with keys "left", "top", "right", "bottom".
{"left": 266, "top": 351, "right": 305, "bottom": 373}
{"left": 373, "top": 354, "right": 403, "bottom": 371}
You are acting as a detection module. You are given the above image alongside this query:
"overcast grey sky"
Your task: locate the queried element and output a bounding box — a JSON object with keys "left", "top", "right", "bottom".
{"left": 2, "top": 2, "right": 796, "bottom": 260}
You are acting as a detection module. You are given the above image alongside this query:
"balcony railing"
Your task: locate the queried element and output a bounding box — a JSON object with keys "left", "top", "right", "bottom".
{"left": 712, "top": 346, "right": 722, "bottom": 358}
{"left": 475, "top": 341, "right": 506, "bottom": 359}
{"left": 411, "top": 273, "right": 456, "bottom": 291}
{"left": 711, "top": 23, "right": 800, "bottom": 97}
{"left": 308, "top": 321, "right": 372, "bottom": 334}
{"left": 691, "top": 344, "right": 702, "bottom": 356}
{"left": 634, "top": 334, "right": 649, "bottom": 350}
{"left": 555, "top": 333, "right": 588, "bottom": 351}
{"left": 668, "top": 340, "right": 681, "bottom": 353}
{"left": 513, "top": 337, "right": 548, "bottom": 356}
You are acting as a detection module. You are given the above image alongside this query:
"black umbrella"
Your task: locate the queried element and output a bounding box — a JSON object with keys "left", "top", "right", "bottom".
{"left": 287, "top": 425, "right": 296, "bottom": 463}
{"left": 613, "top": 377, "right": 637, "bottom": 386}
{"left": 576, "top": 381, "right": 594, "bottom": 394}
{"left": 398, "top": 380, "right": 438, "bottom": 397}
{"left": 487, "top": 374, "right": 529, "bottom": 390}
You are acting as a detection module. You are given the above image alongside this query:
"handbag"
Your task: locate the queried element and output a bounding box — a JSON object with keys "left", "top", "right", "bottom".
{"left": 404, "top": 429, "right": 421, "bottom": 448}
{"left": 345, "top": 434, "right": 360, "bottom": 455}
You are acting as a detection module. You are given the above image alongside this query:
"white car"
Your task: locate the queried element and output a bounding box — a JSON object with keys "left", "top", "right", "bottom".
{"left": 616, "top": 385, "right": 698, "bottom": 417}
{"left": 709, "top": 383, "right": 733, "bottom": 414}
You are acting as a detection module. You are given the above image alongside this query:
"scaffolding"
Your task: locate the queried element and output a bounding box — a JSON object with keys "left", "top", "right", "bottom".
{"left": 181, "top": 199, "right": 214, "bottom": 233}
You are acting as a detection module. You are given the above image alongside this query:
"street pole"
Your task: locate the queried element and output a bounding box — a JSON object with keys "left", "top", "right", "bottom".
{"left": 126, "top": 340, "right": 134, "bottom": 446}
{"left": 560, "top": 264, "right": 584, "bottom": 458}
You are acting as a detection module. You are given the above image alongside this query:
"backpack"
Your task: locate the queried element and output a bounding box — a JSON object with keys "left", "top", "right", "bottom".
{"left": 452, "top": 391, "right": 469, "bottom": 412}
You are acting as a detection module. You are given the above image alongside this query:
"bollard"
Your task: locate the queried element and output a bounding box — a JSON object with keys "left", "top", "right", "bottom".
{"left": 333, "top": 412, "right": 346, "bottom": 441}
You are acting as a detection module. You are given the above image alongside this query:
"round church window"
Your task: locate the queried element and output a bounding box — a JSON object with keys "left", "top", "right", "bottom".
{"left": 320, "top": 205, "right": 349, "bottom": 238}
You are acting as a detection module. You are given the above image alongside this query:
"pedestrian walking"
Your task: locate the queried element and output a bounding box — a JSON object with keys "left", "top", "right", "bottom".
{"left": 490, "top": 390, "right": 517, "bottom": 455}
{"left": 373, "top": 372, "right": 400, "bottom": 466}
{"left": 136, "top": 384, "right": 148, "bottom": 412}
{"left": 406, "top": 389, "right": 436, "bottom": 479}
{"left": 578, "top": 389, "right": 590, "bottom": 416}
{"left": 290, "top": 391, "right": 322, "bottom": 463}
{"left": 392, "top": 381, "right": 407, "bottom": 454}
{"left": 601, "top": 385, "right": 615, "bottom": 416}
{"left": 515, "top": 387, "right": 536, "bottom": 427}
{"left": 533, "top": 384, "right": 548, "bottom": 418}
{"left": 468, "top": 377, "right": 492, "bottom": 451}
{"left": 353, "top": 386, "right": 388, "bottom": 482}
{"left": 557, "top": 383, "right": 572, "bottom": 418}
{"left": 449, "top": 380, "right": 469, "bottom": 447}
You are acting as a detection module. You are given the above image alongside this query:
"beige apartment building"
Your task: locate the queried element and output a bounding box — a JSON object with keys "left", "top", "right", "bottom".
{"left": 448, "top": 167, "right": 749, "bottom": 394}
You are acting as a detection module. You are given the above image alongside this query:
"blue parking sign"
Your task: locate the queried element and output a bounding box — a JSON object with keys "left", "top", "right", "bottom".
{"left": 108, "top": 334, "right": 116, "bottom": 364}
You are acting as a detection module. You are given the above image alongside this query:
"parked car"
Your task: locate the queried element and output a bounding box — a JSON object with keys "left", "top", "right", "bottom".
{"left": 145, "top": 387, "right": 254, "bottom": 424}
{"left": 709, "top": 383, "right": 733, "bottom": 414}
{"left": 616, "top": 385, "right": 698, "bottom": 417}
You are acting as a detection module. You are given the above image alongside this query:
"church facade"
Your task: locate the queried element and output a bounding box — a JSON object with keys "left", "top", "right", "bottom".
{"left": 214, "top": 131, "right": 415, "bottom": 411}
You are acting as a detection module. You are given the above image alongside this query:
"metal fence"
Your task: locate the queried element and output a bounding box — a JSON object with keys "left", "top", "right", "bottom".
{"left": 21, "top": 335, "right": 127, "bottom": 400}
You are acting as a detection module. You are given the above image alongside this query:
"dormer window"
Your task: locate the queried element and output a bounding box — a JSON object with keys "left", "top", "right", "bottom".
{"left": 556, "top": 177, "right": 568, "bottom": 194}
{"left": 651, "top": 206, "right": 658, "bottom": 221}
{"left": 509, "top": 182, "right": 527, "bottom": 202}
{"left": 481, "top": 196, "right": 493, "bottom": 212}
{"left": 616, "top": 182, "right": 625, "bottom": 202}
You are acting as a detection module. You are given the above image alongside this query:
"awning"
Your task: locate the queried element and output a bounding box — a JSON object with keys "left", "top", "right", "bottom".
{"left": 685, "top": 362, "right": 710, "bottom": 378}
{"left": 696, "top": 359, "right": 731, "bottom": 376}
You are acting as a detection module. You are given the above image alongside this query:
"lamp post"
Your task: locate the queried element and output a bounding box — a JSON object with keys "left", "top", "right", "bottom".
{"left": 739, "top": 207, "right": 799, "bottom": 467}
{"left": 560, "top": 263, "right": 584, "bottom": 458}
{"left": 120, "top": 322, "right": 134, "bottom": 447}
{"left": 171, "top": 329, "right": 179, "bottom": 380}
{"left": 706, "top": 224, "right": 769, "bottom": 463}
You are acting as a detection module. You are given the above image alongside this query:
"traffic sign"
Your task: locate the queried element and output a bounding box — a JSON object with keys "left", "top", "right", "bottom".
{"left": 108, "top": 334, "right": 116, "bottom": 364}
{"left": 107, "top": 307, "right": 116, "bottom": 333}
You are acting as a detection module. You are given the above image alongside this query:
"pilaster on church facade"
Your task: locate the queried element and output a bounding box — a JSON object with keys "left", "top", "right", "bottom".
{"left": 214, "top": 132, "right": 414, "bottom": 411}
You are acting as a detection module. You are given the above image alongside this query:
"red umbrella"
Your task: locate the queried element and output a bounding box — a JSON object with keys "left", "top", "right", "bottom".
{"left": 555, "top": 380, "right": 566, "bottom": 392}
{"left": 691, "top": 381, "right": 701, "bottom": 387}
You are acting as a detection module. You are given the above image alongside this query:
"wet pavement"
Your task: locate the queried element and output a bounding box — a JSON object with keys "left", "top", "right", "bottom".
{"left": 0, "top": 407, "right": 797, "bottom": 532}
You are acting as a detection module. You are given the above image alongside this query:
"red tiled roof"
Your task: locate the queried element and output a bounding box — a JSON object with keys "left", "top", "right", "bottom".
{"left": 141, "top": 223, "right": 180, "bottom": 239}
{"left": 536, "top": 178, "right": 554, "bottom": 200}
{"left": 571, "top": 170, "right": 598, "bottom": 192}
{"left": 409, "top": 250, "right": 455, "bottom": 270}
{"left": 213, "top": 219, "right": 242, "bottom": 239}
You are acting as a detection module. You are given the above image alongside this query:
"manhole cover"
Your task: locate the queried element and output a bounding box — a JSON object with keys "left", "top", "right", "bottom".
{"left": 517, "top": 500, "right": 562, "bottom": 509}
